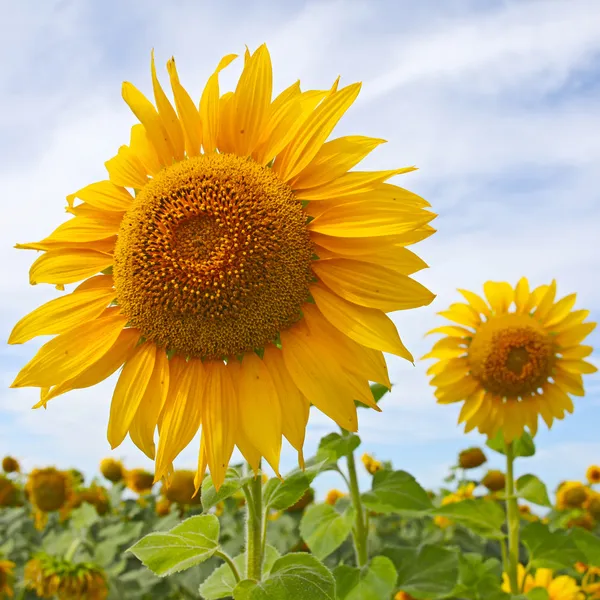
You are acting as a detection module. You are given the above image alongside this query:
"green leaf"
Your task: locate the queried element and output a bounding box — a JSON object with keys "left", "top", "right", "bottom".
{"left": 516, "top": 475, "right": 551, "bottom": 507}
{"left": 200, "top": 546, "right": 280, "bottom": 600}
{"left": 521, "top": 522, "right": 583, "bottom": 570}
{"left": 334, "top": 556, "right": 397, "bottom": 600}
{"left": 263, "top": 461, "right": 327, "bottom": 511}
{"left": 570, "top": 527, "right": 600, "bottom": 566}
{"left": 486, "top": 431, "right": 535, "bottom": 457}
{"left": 299, "top": 504, "right": 354, "bottom": 560}
{"left": 453, "top": 554, "right": 506, "bottom": 600}
{"left": 431, "top": 498, "right": 506, "bottom": 539}
{"left": 242, "top": 553, "right": 335, "bottom": 600}
{"left": 385, "top": 544, "right": 459, "bottom": 598}
{"left": 316, "top": 433, "right": 360, "bottom": 462}
{"left": 202, "top": 468, "right": 246, "bottom": 511}
{"left": 69, "top": 503, "right": 99, "bottom": 529}
{"left": 526, "top": 589, "right": 550, "bottom": 600}
{"left": 128, "top": 514, "right": 220, "bottom": 577}
{"left": 361, "top": 470, "right": 432, "bottom": 515}
{"left": 233, "top": 580, "right": 258, "bottom": 600}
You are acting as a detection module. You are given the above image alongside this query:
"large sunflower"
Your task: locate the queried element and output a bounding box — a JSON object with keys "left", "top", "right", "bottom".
{"left": 423, "top": 278, "right": 597, "bottom": 442}
{"left": 9, "top": 45, "right": 435, "bottom": 490}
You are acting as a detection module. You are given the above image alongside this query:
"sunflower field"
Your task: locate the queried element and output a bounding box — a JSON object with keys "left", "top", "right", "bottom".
{"left": 3, "top": 41, "right": 599, "bottom": 600}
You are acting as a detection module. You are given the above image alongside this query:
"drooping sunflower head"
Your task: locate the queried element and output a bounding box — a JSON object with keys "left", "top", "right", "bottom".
{"left": 162, "top": 469, "right": 201, "bottom": 506}
{"left": 458, "top": 447, "right": 487, "bottom": 469}
{"left": 80, "top": 484, "right": 110, "bottom": 516}
{"left": 325, "top": 489, "right": 346, "bottom": 506}
{"left": 125, "top": 468, "right": 155, "bottom": 495}
{"left": 423, "top": 278, "right": 597, "bottom": 442}
{"left": 155, "top": 497, "right": 172, "bottom": 516}
{"left": 286, "top": 487, "right": 315, "bottom": 513}
{"left": 25, "top": 468, "right": 72, "bottom": 513}
{"left": 482, "top": 469, "right": 506, "bottom": 492}
{"left": 24, "top": 554, "right": 108, "bottom": 600}
{"left": 0, "top": 559, "right": 15, "bottom": 598}
{"left": 586, "top": 465, "right": 600, "bottom": 485}
{"left": 361, "top": 452, "right": 383, "bottom": 475}
{"left": 10, "top": 44, "right": 436, "bottom": 490}
{"left": 99, "top": 458, "right": 125, "bottom": 483}
{"left": 556, "top": 481, "right": 589, "bottom": 510}
{"left": 0, "top": 476, "right": 19, "bottom": 508}
{"left": 1, "top": 456, "right": 19, "bottom": 474}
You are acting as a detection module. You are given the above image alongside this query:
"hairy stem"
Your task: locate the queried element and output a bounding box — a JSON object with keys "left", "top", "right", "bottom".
{"left": 246, "top": 469, "right": 264, "bottom": 581}
{"left": 346, "top": 446, "right": 369, "bottom": 567}
{"left": 505, "top": 441, "right": 520, "bottom": 593}
{"left": 215, "top": 549, "right": 241, "bottom": 584}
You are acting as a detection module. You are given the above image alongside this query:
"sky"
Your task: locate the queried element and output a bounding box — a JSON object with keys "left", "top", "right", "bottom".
{"left": 1, "top": 0, "right": 599, "bottom": 500}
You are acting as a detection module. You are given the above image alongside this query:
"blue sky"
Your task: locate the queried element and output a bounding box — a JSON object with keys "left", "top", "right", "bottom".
{"left": 1, "top": 0, "right": 599, "bottom": 499}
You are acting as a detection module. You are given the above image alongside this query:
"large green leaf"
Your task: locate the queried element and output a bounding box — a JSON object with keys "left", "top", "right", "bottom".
{"left": 128, "top": 514, "right": 220, "bottom": 577}
{"left": 570, "top": 528, "right": 600, "bottom": 566}
{"left": 334, "top": 556, "right": 397, "bottom": 600}
{"left": 202, "top": 468, "right": 247, "bottom": 512}
{"left": 452, "top": 554, "right": 507, "bottom": 600}
{"left": 521, "top": 522, "right": 583, "bottom": 570}
{"left": 263, "top": 460, "right": 327, "bottom": 511}
{"left": 385, "top": 544, "right": 459, "bottom": 598}
{"left": 361, "top": 470, "right": 432, "bottom": 515}
{"left": 234, "top": 553, "right": 335, "bottom": 600}
{"left": 431, "top": 499, "right": 506, "bottom": 539}
{"left": 69, "top": 503, "right": 99, "bottom": 530}
{"left": 200, "top": 545, "right": 280, "bottom": 600}
{"left": 299, "top": 504, "right": 354, "bottom": 560}
{"left": 316, "top": 433, "right": 361, "bottom": 462}
{"left": 516, "top": 475, "right": 551, "bottom": 507}
{"left": 486, "top": 431, "right": 535, "bottom": 457}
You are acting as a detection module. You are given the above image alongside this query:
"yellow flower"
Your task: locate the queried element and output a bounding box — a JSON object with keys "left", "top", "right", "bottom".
{"left": 325, "top": 489, "right": 345, "bottom": 505}
{"left": 9, "top": 44, "right": 436, "bottom": 491}
{"left": 395, "top": 592, "right": 418, "bottom": 600}
{"left": 0, "top": 560, "right": 15, "bottom": 599}
{"left": 434, "top": 483, "right": 476, "bottom": 529}
{"left": 99, "top": 458, "right": 125, "bottom": 483}
{"left": 458, "top": 447, "right": 487, "bottom": 469}
{"left": 215, "top": 501, "right": 225, "bottom": 517}
{"left": 556, "top": 481, "right": 589, "bottom": 510}
{"left": 24, "top": 554, "right": 108, "bottom": 600}
{"left": 125, "top": 469, "right": 154, "bottom": 495}
{"left": 155, "top": 497, "right": 172, "bottom": 516}
{"left": 80, "top": 484, "right": 110, "bottom": 516}
{"left": 586, "top": 465, "right": 600, "bottom": 485}
{"left": 423, "top": 279, "right": 597, "bottom": 442}
{"left": 26, "top": 468, "right": 72, "bottom": 513}
{"left": 586, "top": 492, "right": 600, "bottom": 520}
{"left": 502, "top": 564, "right": 583, "bottom": 600}
{"left": 482, "top": 469, "right": 505, "bottom": 492}
{"left": 1, "top": 457, "right": 19, "bottom": 474}
{"left": 286, "top": 488, "right": 314, "bottom": 512}
{"left": 162, "top": 470, "right": 201, "bottom": 506}
{"left": 567, "top": 513, "right": 595, "bottom": 531}
{"left": 0, "top": 477, "right": 19, "bottom": 508}
{"left": 361, "top": 453, "right": 383, "bottom": 475}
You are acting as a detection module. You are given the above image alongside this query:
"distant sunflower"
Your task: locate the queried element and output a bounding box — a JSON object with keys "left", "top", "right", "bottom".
{"left": 9, "top": 44, "right": 435, "bottom": 490}
{"left": 586, "top": 465, "right": 600, "bottom": 485}
{"left": 1, "top": 456, "right": 19, "bottom": 474}
{"left": 99, "top": 458, "right": 124, "bottom": 483}
{"left": 162, "top": 470, "right": 201, "bottom": 506}
{"left": 0, "top": 559, "right": 15, "bottom": 599}
{"left": 502, "top": 564, "right": 582, "bottom": 600}
{"left": 0, "top": 476, "right": 19, "bottom": 508}
{"left": 125, "top": 469, "right": 154, "bottom": 495}
{"left": 26, "top": 468, "right": 73, "bottom": 514}
{"left": 423, "top": 279, "right": 597, "bottom": 442}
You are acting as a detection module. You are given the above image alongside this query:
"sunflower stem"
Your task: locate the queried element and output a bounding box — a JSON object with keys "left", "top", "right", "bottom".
{"left": 246, "top": 468, "right": 264, "bottom": 581}
{"left": 215, "top": 550, "right": 241, "bottom": 584}
{"left": 504, "top": 440, "right": 520, "bottom": 593}
{"left": 64, "top": 537, "right": 82, "bottom": 562}
{"left": 346, "top": 444, "right": 369, "bottom": 567}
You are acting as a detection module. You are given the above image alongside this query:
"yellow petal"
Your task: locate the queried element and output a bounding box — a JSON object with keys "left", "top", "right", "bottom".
{"left": 129, "top": 124, "right": 161, "bottom": 175}
{"left": 202, "top": 361, "right": 237, "bottom": 490}
{"left": 263, "top": 345, "right": 309, "bottom": 467}
{"left": 559, "top": 359, "right": 597, "bottom": 375}
{"left": 29, "top": 249, "right": 113, "bottom": 285}
{"left": 310, "top": 283, "right": 413, "bottom": 360}
{"left": 129, "top": 349, "right": 170, "bottom": 459}
{"left": 434, "top": 376, "right": 480, "bottom": 403}
{"left": 9, "top": 287, "right": 115, "bottom": 344}
{"left": 430, "top": 367, "right": 469, "bottom": 387}
{"left": 501, "top": 400, "right": 525, "bottom": 442}
{"left": 543, "top": 293, "right": 577, "bottom": 327}
{"left": 281, "top": 323, "right": 358, "bottom": 432}
{"left": 194, "top": 435, "right": 208, "bottom": 494}
{"left": 232, "top": 44, "right": 272, "bottom": 156}
{"left": 66, "top": 181, "right": 133, "bottom": 212}
{"left": 533, "top": 279, "right": 556, "bottom": 321}
{"left": 216, "top": 92, "right": 236, "bottom": 153}
{"left": 457, "top": 391, "right": 485, "bottom": 422}
{"left": 291, "top": 136, "right": 386, "bottom": 190}
{"left": 457, "top": 289, "right": 491, "bottom": 318}
{"left": 39, "top": 328, "right": 140, "bottom": 405}
{"left": 514, "top": 277, "right": 531, "bottom": 314}
{"left": 426, "top": 325, "right": 473, "bottom": 338}
{"left": 166, "top": 58, "right": 203, "bottom": 156}
{"left": 438, "top": 303, "right": 481, "bottom": 328}
{"left": 483, "top": 281, "right": 514, "bottom": 314}
{"left": 150, "top": 49, "right": 184, "bottom": 161}
{"left": 12, "top": 312, "right": 128, "bottom": 388}
{"left": 122, "top": 81, "right": 173, "bottom": 165}
{"left": 308, "top": 200, "right": 435, "bottom": 238}
{"left": 200, "top": 53, "right": 237, "bottom": 154}
{"left": 422, "top": 337, "right": 468, "bottom": 360}
{"left": 273, "top": 82, "right": 362, "bottom": 182}
{"left": 553, "top": 368, "right": 585, "bottom": 396}
{"left": 104, "top": 145, "right": 149, "bottom": 189}
{"left": 43, "top": 215, "right": 121, "bottom": 244}
{"left": 313, "top": 258, "right": 435, "bottom": 312}
{"left": 555, "top": 321, "right": 596, "bottom": 347}
{"left": 238, "top": 352, "right": 282, "bottom": 475}
{"left": 107, "top": 342, "right": 157, "bottom": 448}
{"left": 560, "top": 345, "right": 593, "bottom": 359}
{"left": 74, "top": 274, "right": 114, "bottom": 291}
{"left": 155, "top": 358, "right": 205, "bottom": 481}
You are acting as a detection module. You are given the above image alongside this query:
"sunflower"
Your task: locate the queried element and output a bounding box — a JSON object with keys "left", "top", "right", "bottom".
{"left": 325, "top": 489, "right": 346, "bottom": 506}
{"left": 458, "top": 447, "right": 487, "bottom": 469}
{"left": 155, "top": 497, "right": 172, "bottom": 516}
{"left": 395, "top": 593, "right": 417, "bottom": 600}
{"left": 0, "top": 477, "right": 19, "bottom": 508}
{"left": 556, "top": 481, "right": 589, "bottom": 510}
{"left": 125, "top": 468, "right": 154, "bottom": 495}
{"left": 80, "top": 484, "right": 110, "bottom": 515}
{"left": 482, "top": 469, "right": 505, "bottom": 492}
{"left": 26, "top": 468, "right": 73, "bottom": 513}
{"left": 502, "top": 564, "right": 583, "bottom": 600}
{"left": 1, "top": 457, "right": 19, "bottom": 474}
{"left": 286, "top": 487, "right": 314, "bottom": 513}
{"left": 162, "top": 469, "right": 201, "bottom": 506}
{"left": 0, "top": 560, "right": 15, "bottom": 599}
{"left": 361, "top": 452, "right": 383, "bottom": 475}
{"left": 423, "top": 279, "right": 597, "bottom": 442}
{"left": 587, "top": 465, "right": 600, "bottom": 485}
{"left": 9, "top": 44, "right": 435, "bottom": 490}
{"left": 99, "top": 458, "right": 125, "bottom": 483}
{"left": 433, "top": 482, "right": 476, "bottom": 529}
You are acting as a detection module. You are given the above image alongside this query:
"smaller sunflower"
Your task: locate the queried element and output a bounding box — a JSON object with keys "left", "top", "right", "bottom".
{"left": 556, "top": 481, "right": 589, "bottom": 511}
{"left": 1, "top": 457, "right": 19, "bottom": 474}
{"left": 482, "top": 469, "right": 506, "bottom": 492}
{"left": 395, "top": 593, "right": 417, "bottom": 600}
{"left": 80, "top": 484, "right": 110, "bottom": 516}
{"left": 162, "top": 470, "right": 201, "bottom": 506}
{"left": 26, "top": 468, "right": 73, "bottom": 514}
{"left": 502, "top": 564, "right": 583, "bottom": 600}
{"left": 0, "top": 477, "right": 19, "bottom": 508}
{"left": 458, "top": 447, "right": 487, "bottom": 469}
{"left": 325, "top": 489, "right": 345, "bottom": 506}
{"left": 424, "top": 279, "right": 597, "bottom": 442}
{"left": 434, "top": 483, "right": 476, "bottom": 528}
{"left": 99, "top": 458, "right": 125, "bottom": 484}
{"left": 361, "top": 453, "right": 383, "bottom": 475}
{"left": 587, "top": 466, "right": 600, "bottom": 485}
{"left": 286, "top": 488, "right": 315, "bottom": 513}
{"left": 24, "top": 554, "right": 108, "bottom": 600}
{"left": 155, "top": 497, "right": 172, "bottom": 517}
{"left": 0, "top": 559, "right": 15, "bottom": 599}
{"left": 125, "top": 469, "right": 154, "bottom": 495}
{"left": 586, "top": 492, "right": 600, "bottom": 521}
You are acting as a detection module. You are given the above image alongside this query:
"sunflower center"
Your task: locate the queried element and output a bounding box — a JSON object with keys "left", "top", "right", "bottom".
{"left": 468, "top": 314, "right": 555, "bottom": 397}
{"left": 114, "top": 154, "right": 313, "bottom": 359}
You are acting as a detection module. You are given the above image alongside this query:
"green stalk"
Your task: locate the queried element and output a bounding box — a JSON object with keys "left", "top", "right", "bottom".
{"left": 246, "top": 469, "right": 264, "bottom": 581}
{"left": 346, "top": 448, "right": 369, "bottom": 567}
{"left": 64, "top": 537, "right": 82, "bottom": 562}
{"left": 215, "top": 550, "right": 241, "bottom": 584}
{"left": 505, "top": 441, "right": 520, "bottom": 593}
